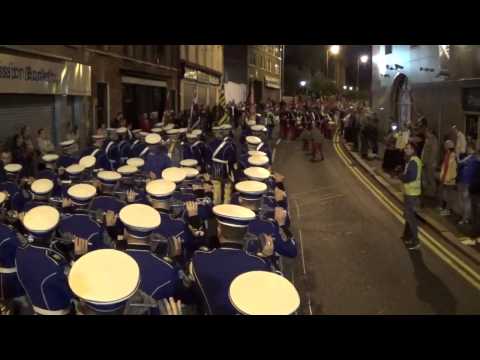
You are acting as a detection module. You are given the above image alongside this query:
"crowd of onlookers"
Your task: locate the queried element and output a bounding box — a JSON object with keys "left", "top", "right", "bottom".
{"left": 1, "top": 123, "right": 79, "bottom": 179}
{"left": 345, "top": 111, "right": 480, "bottom": 246}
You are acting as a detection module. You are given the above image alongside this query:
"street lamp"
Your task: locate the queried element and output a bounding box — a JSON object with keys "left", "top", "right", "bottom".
{"left": 299, "top": 80, "right": 308, "bottom": 97}
{"left": 326, "top": 45, "right": 341, "bottom": 82}
{"left": 343, "top": 85, "right": 347, "bottom": 90}
{"left": 356, "top": 54, "right": 369, "bottom": 91}
{"left": 349, "top": 86, "right": 353, "bottom": 91}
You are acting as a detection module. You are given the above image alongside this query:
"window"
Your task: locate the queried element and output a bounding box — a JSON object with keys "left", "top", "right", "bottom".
{"left": 385, "top": 45, "right": 393, "bottom": 54}
{"left": 249, "top": 52, "right": 256, "bottom": 66}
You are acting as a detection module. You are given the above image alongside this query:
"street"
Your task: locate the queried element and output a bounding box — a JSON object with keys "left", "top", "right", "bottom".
{"left": 274, "top": 137, "right": 480, "bottom": 315}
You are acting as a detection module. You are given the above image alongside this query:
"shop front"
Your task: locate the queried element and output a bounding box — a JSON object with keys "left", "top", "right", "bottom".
{"left": 180, "top": 66, "right": 221, "bottom": 110}
{"left": 121, "top": 75, "right": 168, "bottom": 129}
{"left": 264, "top": 75, "right": 281, "bottom": 102}
{"left": 0, "top": 52, "right": 91, "bottom": 146}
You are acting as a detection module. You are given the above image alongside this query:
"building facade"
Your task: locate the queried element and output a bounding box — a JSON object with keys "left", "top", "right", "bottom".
{"left": 371, "top": 45, "right": 480, "bottom": 146}
{"left": 224, "top": 45, "right": 284, "bottom": 104}
{"left": 0, "top": 45, "right": 179, "bottom": 149}
{"left": 178, "top": 45, "right": 223, "bottom": 110}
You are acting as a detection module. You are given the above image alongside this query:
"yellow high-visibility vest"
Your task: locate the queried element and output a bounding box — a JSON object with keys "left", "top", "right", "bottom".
{"left": 404, "top": 156, "right": 422, "bottom": 196}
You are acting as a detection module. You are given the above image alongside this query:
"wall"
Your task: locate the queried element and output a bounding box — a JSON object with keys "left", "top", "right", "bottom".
{"left": 371, "top": 45, "right": 480, "bottom": 139}
{"left": 225, "top": 81, "right": 247, "bottom": 104}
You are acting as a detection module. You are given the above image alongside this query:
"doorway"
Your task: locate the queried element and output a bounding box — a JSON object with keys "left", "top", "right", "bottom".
{"left": 391, "top": 73, "right": 411, "bottom": 128}
{"left": 96, "top": 82, "right": 109, "bottom": 129}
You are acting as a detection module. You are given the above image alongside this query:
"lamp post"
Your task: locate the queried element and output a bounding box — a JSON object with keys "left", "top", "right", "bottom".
{"left": 300, "top": 80, "right": 307, "bottom": 97}
{"left": 356, "top": 54, "right": 369, "bottom": 91}
{"left": 326, "top": 45, "right": 340, "bottom": 80}
{"left": 326, "top": 45, "right": 340, "bottom": 82}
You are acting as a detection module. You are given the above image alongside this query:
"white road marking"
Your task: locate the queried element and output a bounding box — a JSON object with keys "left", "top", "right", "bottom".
{"left": 293, "top": 198, "right": 307, "bottom": 276}
{"left": 272, "top": 148, "right": 277, "bottom": 163}
{"left": 307, "top": 295, "right": 313, "bottom": 315}
{"left": 290, "top": 186, "right": 339, "bottom": 198}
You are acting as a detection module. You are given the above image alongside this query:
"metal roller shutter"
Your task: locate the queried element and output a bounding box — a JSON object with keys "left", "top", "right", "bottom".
{"left": 0, "top": 95, "right": 54, "bottom": 146}
{"left": 198, "top": 84, "right": 207, "bottom": 106}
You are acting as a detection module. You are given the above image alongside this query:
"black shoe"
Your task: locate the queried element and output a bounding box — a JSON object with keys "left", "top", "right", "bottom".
{"left": 407, "top": 242, "right": 421, "bottom": 250}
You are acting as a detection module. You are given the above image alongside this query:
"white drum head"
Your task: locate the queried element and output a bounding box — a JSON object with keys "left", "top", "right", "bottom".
{"left": 117, "top": 165, "right": 138, "bottom": 175}
{"left": 66, "top": 164, "right": 85, "bottom": 175}
{"left": 31, "top": 179, "right": 54, "bottom": 195}
{"left": 184, "top": 167, "right": 199, "bottom": 178}
{"left": 79, "top": 156, "right": 96, "bottom": 169}
{"left": 127, "top": 158, "right": 145, "bottom": 168}
{"left": 162, "top": 167, "right": 187, "bottom": 183}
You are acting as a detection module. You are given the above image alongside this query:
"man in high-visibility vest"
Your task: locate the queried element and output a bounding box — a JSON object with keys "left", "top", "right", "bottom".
{"left": 401, "top": 142, "right": 423, "bottom": 250}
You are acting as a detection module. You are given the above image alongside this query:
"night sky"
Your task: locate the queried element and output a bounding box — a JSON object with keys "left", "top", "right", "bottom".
{"left": 285, "top": 45, "right": 372, "bottom": 92}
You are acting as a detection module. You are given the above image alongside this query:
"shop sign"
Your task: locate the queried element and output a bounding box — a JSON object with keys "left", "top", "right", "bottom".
{"left": 0, "top": 53, "right": 91, "bottom": 96}
{"left": 209, "top": 75, "right": 220, "bottom": 85}
{"left": 197, "top": 71, "right": 210, "bottom": 84}
{"left": 184, "top": 68, "right": 198, "bottom": 80}
{"left": 265, "top": 75, "right": 280, "bottom": 89}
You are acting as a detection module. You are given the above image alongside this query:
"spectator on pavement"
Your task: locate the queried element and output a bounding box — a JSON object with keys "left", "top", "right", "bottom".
{"left": 19, "top": 125, "right": 36, "bottom": 177}
{"left": 37, "top": 128, "right": 55, "bottom": 156}
{"left": 382, "top": 126, "right": 398, "bottom": 175}
{"left": 421, "top": 128, "right": 439, "bottom": 198}
{"left": 464, "top": 146, "right": 480, "bottom": 246}
{"left": 438, "top": 139, "right": 457, "bottom": 216}
{"left": 369, "top": 115, "right": 379, "bottom": 159}
{"left": 456, "top": 142, "right": 479, "bottom": 225}
{"left": 451, "top": 125, "right": 467, "bottom": 160}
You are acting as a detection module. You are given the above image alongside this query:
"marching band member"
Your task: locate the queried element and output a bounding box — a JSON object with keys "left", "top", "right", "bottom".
{"left": 188, "top": 204, "right": 273, "bottom": 315}
{"left": 183, "top": 131, "right": 207, "bottom": 173}
{"left": 118, "top": 204, "right": 183, "bottom": 312}
{"left": 15, "top": 206, "right": 74, "bottom": 315}
{"left": 207, "top": 126, "right": 236, "bottom": 205}
{"left": 232, "top": 180, "right": 297, "bottom": 262}
{"left": 0, "top": 192, "right": 25, "bottom": 307}
{"left": 58, "top": 140, "right": 78, "bottom": 169}
{"left": 68, "top": 248, "right": 154, "bottom": 315}
{"left": 143, "top": 133, "right": 172, "bottom": 180}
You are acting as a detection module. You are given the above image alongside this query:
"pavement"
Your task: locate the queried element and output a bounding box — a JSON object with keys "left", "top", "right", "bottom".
{"left": 272, "top": 135, "right": 480, "bottom": 314}
{"left": 342, "top": 142, "right": 480, "bottom": 264}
